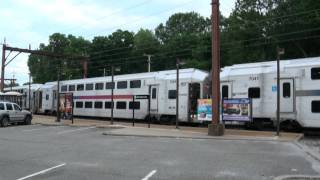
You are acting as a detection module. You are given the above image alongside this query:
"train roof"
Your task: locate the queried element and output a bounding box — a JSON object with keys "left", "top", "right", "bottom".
{"left": 221, "top": 57, "right": 320, "bottom": 77}
{"left": 45, "top": 68, "right": 208, "bottom": 85}
{"left": 3, "top": 84, "right": 43, "bottom": 91}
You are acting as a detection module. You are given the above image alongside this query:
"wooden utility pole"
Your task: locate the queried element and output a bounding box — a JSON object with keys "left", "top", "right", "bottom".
{"left": 176, "top": 58, "right": 180, "bottom": 129}
{"left": 208, "top": 0, "right": 224, "bottom": 136}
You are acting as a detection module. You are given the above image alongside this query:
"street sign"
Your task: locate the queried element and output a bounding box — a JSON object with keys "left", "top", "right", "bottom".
{"left": 135, "top": 95, "right": 150, "bottom": 100}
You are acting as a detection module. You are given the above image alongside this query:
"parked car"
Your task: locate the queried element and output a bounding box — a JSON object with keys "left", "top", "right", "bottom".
{"left": 0, "top": 101, "right": 32, "bottom": 127}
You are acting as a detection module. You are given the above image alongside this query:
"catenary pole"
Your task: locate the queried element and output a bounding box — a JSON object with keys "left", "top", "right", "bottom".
{"left": 276, "top": 47, "right": 284, "bottom": 136}
{"left": 111, "top": 65, "right": 114, "bottom": 125}
{"left": 176, "top": 58, "right": 180, "bottom": 129}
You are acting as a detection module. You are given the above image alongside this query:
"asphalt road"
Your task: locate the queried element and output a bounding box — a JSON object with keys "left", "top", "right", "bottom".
{"left": 0, "top": 124, "right": 319, "bottom": 180}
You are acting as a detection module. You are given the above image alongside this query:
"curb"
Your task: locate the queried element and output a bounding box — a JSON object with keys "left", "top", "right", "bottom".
{"left": 102, "top": 132, "right": 297, "bottom": 142}
{"left": 34, "top": 122, "right": 127, "bottom": 130}
{"left": 273, "top": 175, "right": 320, "bottom": 180}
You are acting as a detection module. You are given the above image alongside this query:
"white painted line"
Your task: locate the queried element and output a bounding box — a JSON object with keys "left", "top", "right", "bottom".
{"left": 23, "top": 126, "right": 60, "bottom": 132}
{"left": 16, "top": 163, "right": 66, "bottom": 180}
{"left": 57, "top": 126, "right": 96, "bottom": 134}
{"left": 142, "top": 170, "right": 157, "bottom": 180}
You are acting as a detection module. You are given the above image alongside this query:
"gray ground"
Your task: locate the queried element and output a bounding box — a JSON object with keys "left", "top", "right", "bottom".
{"left": 0, "top": 124, "right": 319, "bottom": 180}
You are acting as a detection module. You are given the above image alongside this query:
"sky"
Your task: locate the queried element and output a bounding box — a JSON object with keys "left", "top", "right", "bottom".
{"left": 0, "top": 0, "right": 236, "bottom": 85}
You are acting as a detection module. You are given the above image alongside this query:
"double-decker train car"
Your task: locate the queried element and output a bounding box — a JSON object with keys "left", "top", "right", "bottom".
{"left": 4, "top": 84, "right": 42, "bottom": 112}
{"left": 37, "top": 68, "right": 209, "bottom": 123}
{"left": 220, "top": 57, "right": 320, "bottom": 129}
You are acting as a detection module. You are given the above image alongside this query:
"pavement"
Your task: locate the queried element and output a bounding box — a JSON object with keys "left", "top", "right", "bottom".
{"left": 0, "top": 124, "right": 319, "bottom": 180}
{"left": 33, "top": 115, "right": 303, "bottom": 142}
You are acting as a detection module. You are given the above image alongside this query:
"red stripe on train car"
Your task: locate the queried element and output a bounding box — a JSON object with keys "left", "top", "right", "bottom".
{"left": 75, "top": 95, "right": 133, "bottom": 100}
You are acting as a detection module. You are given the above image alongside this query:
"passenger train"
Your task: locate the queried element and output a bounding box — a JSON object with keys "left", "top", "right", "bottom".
{"left": 5, "top": 57, "right": 320, "bottom": 129}
{"left": 6, "top": 69, "right": 209, "bottom": 123}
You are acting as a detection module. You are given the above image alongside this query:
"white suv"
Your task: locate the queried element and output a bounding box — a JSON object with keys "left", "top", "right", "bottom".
{"left": 0, "top": 102, "right": 32, "bottom": 127}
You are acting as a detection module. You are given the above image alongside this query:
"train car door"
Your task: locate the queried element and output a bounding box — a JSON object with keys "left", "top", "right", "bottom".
{"left": 188, "top": 83, "right": 200, "bottom": 121}
{"left": 150, "top": 85, "right": 159, "bottom": 113}
{"left": 280, "top": 79, "right": 294, "bottom": 112}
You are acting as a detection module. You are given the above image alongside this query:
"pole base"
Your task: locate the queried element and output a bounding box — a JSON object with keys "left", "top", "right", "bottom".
{"left": 208, "top": 124, "right": 225, "bottom": 136}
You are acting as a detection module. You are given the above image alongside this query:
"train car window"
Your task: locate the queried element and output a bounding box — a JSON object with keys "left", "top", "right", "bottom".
{"left": 76, "top": 102, "right": 83, "bottom": 108}
{"left": 105, "top": 102, "right": 113, "bottom": 109}
{"left": 85, "top": 102, "right": 93, "bottom": 109}
{"left": 152, "top": 88, "right": 157, "bottom": 99}
{"left": 311, "top": 68, "right": 320, "bottom": 80}
{"left": 95, "top": 83, "right": 104, "bottom": 90}
{"left": 46, "top": 94, "right": 49, "bottom": 100}
{"left": 248, "top": 87, "right": 260, "bottom": 98}
{"left": 312, "top": 101, "right": 320, "bottom": 113}
{"left": 130, "top": 80, "right": 141, "bottom": 88}
{"left": 283, "top": 83, "right": 291, "bottom": 98}
{"left": 0, "top": 103, "right": 4, "bottom": 110}
{"left": 53, "top": 91, "right": 57, "bottom": 99}
{"left": 86, "top": 84, "right": 94, "bottom": 90}
{"left": 117, "top": 81, "right": 127, "bottom": 89}
{"left": 94, "top": 102, "right": 103, "bottom": 109}
{"left": 116, "top": 102, "right": 126, "bottom": 109}
{"left": 61, "top": 85, "right": 67, "bottom": 92}
{"left": 106, "top": 82, "right": 115, "bottom": 89}
{"left": 222, "top": 85, "right": 229, "bottom": 99}
{"left": 6, "top": 104, "right": 13, "bottom": 111}
{"left": 68, "top": 85, "right": 75, "bottom": 92}
{"left": 168, "top": 90, "right": 177, "bottom": 99}
{"left": 129, "top": 101, "right": 140, "bottom": 110}
{"left": 77, "top": 84, "right": 84, "bottom": 91}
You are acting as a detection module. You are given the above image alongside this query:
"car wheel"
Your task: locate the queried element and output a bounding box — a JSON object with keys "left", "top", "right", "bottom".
{"left": 1, "top": 117, "right": 9, "bottom": 127}
{"left": 24, "top": 116, "right": 31, "bottom": 125}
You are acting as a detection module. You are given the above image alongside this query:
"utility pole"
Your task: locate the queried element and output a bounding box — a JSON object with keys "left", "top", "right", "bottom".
{"left": 276, "top": 47, "right": 285, "bottom": 136}
{"left": 208, "top": 0, "right": 224, "bottom": 136}
{"left": 1, "top": 44, "right": 6, "bottom": 91}
{"left": 28, "top": 73, "right": 31, "bottom": 111}
{"left": 176, "top": 58, "right": 180, "bottom": 129}
{"left": 56, "top": 61, "right": 61, "bottom": 122}
{"left": 111, "top": 65, "right": 114, "bottom": 125}
{"left": 144, "top": 54, "right": 153, "bottom": 72}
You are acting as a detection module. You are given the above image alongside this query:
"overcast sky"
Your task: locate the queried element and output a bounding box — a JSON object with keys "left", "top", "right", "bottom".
{"left": 0, "top": 0, "right": 236, "bottom": 85}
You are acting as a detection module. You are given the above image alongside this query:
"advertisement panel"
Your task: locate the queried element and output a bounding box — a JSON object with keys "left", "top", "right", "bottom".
{"left": 197, "top": 99, "right": 212, "bottom": 121}
{"left": 222, "top": 98, "right": 252, "bottom": 122}
{"left": 59, "top": 93, "right": 73, "bottom": 122}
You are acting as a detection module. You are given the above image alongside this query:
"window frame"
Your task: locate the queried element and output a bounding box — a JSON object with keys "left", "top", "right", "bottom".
{"left": 94, "top": 101, "right": 103, "bottom": 109}
{"left": 312, "top": 101, "right": 320, "bottom": 113}
{"left": 76, "top": 102, "right": 83, "bottom": 109}
{"left": 117, "top": 81, "right": 127, "bottom": 89}
{"left": 311, "top": 67, "right": 320, "bottom": 80}
{"left": 129, "top": 101, "right": 140, "bottom": 110}
{"left": 68, "top": 85, "right": 75, "bottom": 92}
{"left": 222, "top": 85, "right": 229, "bottom": 99}
{"left": 95, "top": 83, "right": 104, "bottom": 90}
{"left": 130, "top": 80, "right": 141, "bottom": 88}
{"left": 77, "top": 84, "right": 84, "bottom": 91}
{"left": 116, "top": 101, "right": 127, "bottom": 109}
{"left": 105, "top": 102, "right": 113, "bottom": 109}
{"left": 168, "top": 90, "right": 177, "bottom": 99}
{"left": 6, "top": 103, "right": 13, "bottom": 111}
{"left": 13, "top": 104, "right": 21, "bottom": 111}
{"left": 85, "top": 102, "right": 93, "bottom": 109}
{"left": 248, "top": 87, "right": 261, "bottom": 99}
{"left": 152, "top": 88, "right": 157, "bottom": 99}
{"left": 0, "top": 103, "right": 4, "bottom": 110}
{"left": 85, "top": 84, "right": 94, "bottom": 91}
{"left": 283, "top": 83, "right": 291, "bottom": 98}
{"left": 105, "top": 82, "right": 115, "bottom": 90}
{"left": 61, "top": 85, "right": 68, "bottom": 92}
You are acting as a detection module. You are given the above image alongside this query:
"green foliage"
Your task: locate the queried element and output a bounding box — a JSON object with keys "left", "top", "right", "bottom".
{"left": 28, "top": 1, "right": 320, "bottom": 83}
